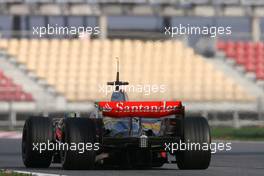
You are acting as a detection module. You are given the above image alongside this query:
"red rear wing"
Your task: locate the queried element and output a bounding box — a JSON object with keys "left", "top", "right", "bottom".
{"left": 97, "top": 101, "right": 184, "bottom": 118}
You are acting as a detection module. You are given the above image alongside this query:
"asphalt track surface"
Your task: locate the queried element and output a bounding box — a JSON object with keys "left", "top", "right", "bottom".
{"left": 0, "top": 139, "right": 264, "bottom": 176}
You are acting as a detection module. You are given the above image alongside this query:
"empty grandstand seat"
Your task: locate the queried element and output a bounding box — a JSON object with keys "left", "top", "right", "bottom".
{"left": 2, "top": 38, "right": 255, "bottom": 102}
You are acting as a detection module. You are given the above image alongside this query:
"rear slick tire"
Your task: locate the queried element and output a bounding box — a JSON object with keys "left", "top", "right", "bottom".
{"left": 61, "top": 118, "right": 96, "bottom": 170}
{"left": 177, "top": 117, "right": 211, "bottom": 170}
{"left": 22, "top": 117, "right": 53, "bottom": 168}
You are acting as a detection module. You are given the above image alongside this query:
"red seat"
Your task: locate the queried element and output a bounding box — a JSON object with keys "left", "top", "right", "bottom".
{"left": 256, "top": 71, "right": 264, "bottom": 80}
{"left": 245, "top": 62, "right": 256, "bottom": 72}
{"left": 217, "top": 40, "right": 226, "bottom": 50}
{"left": 256, "top": 56, "right": 264, "bottom": 65}
{"left": 226, "top": 41, "right": 235, "bottom": 49}
{"left": 226, "top": 48, "right": 236, "bottom": 58}
{"left": 236, "top": 55, "right": 246, "bottom": 65}
{"left": 256, "top": 42, "right": 264, "bottom": 50}
{"left": 24, "top": 93, "right": 33, "bottom": 101}
{"left": 245, "top": 55, "right": 255, "bottom": 64}
{"left": 235, "top": 41, "right": 245, "bottom": 50}
{"left": 256, "top": 50, "right": 264, "bottom": 57}
{"left": 0, "top": 94, "right": 4, "bottom": 100}
{"left": 245, "top": 42, "right": 255, "bottom": 51}
{"left": 235, "top": 48, "right": 244, "bottom": 57}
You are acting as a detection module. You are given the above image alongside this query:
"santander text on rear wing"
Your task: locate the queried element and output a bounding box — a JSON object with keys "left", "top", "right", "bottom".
{"left": 97, "top": 101, "right": 184, "bottom": 118}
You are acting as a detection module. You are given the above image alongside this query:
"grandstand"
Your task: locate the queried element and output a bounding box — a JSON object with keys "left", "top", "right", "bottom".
{"left": 0, "top": 38, "right": 255, "bottom": 102}
{"left": 0, "top": 0, "right": 264, "bottom": 129}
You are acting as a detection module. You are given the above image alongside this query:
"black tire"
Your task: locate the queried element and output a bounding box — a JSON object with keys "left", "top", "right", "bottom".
{"left": 22, "top": 117, "right": 53, "bottom": 168}
{"left": 61, "top": 118, "right": 96, "bottom": 170}
{"left": 93, "top": 118, "right": 104, "bottom": 144}
{"left": 177, "top": 117, "right": 211, "bottom": 170}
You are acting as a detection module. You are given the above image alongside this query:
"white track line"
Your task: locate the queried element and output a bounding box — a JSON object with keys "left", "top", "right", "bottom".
{"left": 13, "top": 170, "right": 66, "bottom": 176}
{"left": 0, "top": 131, "right": 22, "bottom": 139}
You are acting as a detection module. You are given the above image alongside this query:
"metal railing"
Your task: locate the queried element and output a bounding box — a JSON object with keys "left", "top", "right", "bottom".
{"left": 0, "top": 0, "right": 264, "bottom": 6}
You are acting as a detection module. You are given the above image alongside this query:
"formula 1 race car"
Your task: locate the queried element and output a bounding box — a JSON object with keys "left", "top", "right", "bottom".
{"left": 22, "top": 61, "right": 211, "bottom": 170}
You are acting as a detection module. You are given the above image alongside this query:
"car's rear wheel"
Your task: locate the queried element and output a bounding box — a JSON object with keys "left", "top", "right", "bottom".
{"left": 61, "top": 118, "right": 96, "bottom": 170}
{"left": 152, "top": 152, "right": 166, "bottom": 167}
{"left": 22, "top": 117, "right": 53, "bottom": 168}
{"left": 177, "top": 117, "right": 211, "bottom": 170}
